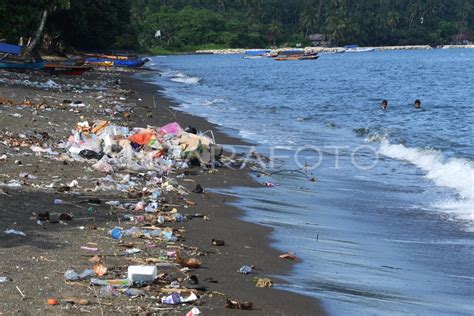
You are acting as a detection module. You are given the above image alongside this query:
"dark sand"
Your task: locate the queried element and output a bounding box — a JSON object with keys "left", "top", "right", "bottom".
{"left": 0, "top": 69, "right": 324, "bottom": 315}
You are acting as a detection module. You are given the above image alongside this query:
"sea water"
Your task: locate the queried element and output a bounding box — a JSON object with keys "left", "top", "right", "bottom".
{"left": 139, "top": 49, "right": 474, "bottom": 315}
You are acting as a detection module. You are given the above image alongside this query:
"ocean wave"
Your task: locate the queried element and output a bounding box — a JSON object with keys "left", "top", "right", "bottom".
{"left": 161, "top": 70, "right": 201, "bottom": 84}
{"left": 170, "top": 74, "right": 201, "bottom": 84}
{"left": 203, "top": 98, "right": 225, "bottom": 106}
{"left": 379, "top": 140, "right": 474, "bottom": 227}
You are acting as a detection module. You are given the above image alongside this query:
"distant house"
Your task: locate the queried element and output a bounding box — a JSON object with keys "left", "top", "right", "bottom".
{"left": 307, "top": 34, "right": 330, "bottom": 47}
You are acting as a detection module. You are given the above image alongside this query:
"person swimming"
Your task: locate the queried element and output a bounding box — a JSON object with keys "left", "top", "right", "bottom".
{"left": 380, "top": 99, "right": 388, "bottom": 111}
{"left": 414, "top": 99, "right": 421, "bottom": 109}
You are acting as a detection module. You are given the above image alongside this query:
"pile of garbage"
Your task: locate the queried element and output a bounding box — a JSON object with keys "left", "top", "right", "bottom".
{"left": 65, "top": 120, "right": 222, "bottom": 176}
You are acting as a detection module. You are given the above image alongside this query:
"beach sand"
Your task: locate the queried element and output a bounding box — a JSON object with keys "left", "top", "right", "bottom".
{"left": 0, "top": 69, "right": 324, "bottom": 315}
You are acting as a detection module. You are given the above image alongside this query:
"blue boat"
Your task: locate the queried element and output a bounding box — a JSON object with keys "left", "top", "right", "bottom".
{"left": 0, "top": 43, "right": 22, "bottom": 55}
{"left": 85, "top": 57, "right": 150, "bottom": 68}
{"left": 0, "top": 60, "right": 44, "bottom": 70}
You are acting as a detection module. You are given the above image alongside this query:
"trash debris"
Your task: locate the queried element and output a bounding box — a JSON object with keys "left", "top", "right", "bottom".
{"left": 127, "top": 265, "right": 157, "bottom": 283}
{"left": 176, "top": 252, "right": 202, "bottom": 269}
{"left": 64, "top": 268, "right": 95, "bottom": 281}
{"left": 279, "top": 252, "right": 298, "bottom": 260}
{"left": 4, "top": 229, "right": 26, "bottom": 236}
{"left": 192, "top": 184, "right": 204, "bottom": 194}
{"left": 161, "top": 292, "right": 198, "bottom": 305}
{"left": 93, "top": 263, "right": 108, "bottom": 277}
{"left": 100, "top": 285, "right": 119, "bottom": 297}
{"left": 238, "top": 265, "right": 253, "bottom": 274}
{"left": 0, "top": 276, "right": 11, "bottom": 283}
{"left": 186, "top": 307, "right": 202, "bottom": 316}
{"left": 109, "top": 227, "right": 123, "bottom": 240}
{"left": 90, "top": 278, "right": 131, "bottom": 287}
{"left": 47, "top": 298, "right": 59, "bottom": 305}
{"left": 161, "top": 292, "right": 181, "bottom": 305}
{"left": 225, "top": 298, "right": 253, "bottom": 310}
{"left": 255, "top": 277, "right": 273, "bottom": 288}
{"left": 80, "top": 246, "right": 98, "bottom": 252}
{"left": 212, "top": 239, "right": 225, "bottom": 246}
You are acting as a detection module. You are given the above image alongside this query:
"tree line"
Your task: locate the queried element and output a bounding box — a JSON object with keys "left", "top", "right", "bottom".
{"left": 1, "top": 0, "right": 473, "bottom": 53}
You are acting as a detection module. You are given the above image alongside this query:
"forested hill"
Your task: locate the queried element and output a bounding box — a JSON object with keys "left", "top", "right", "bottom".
{"left": 1, "top": 0, "right": 473, "bottom": 53}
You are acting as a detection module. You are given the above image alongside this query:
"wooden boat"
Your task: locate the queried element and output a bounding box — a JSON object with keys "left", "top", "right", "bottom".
{"left": 84, "top": 58, "right": 114, "bottom": 67}
{"left": 0, "top": 59, "right": 44, "bottom": 70}
{"left": 82, "top": 51, "right": 139, "bottom": 60}
{"left": 85, "top": 57, "right": 149, "bottom": 68}
{"left": 44, "top": 63, "right": 92, "bottom": 75}
{"left": 273, "top": 50, "right": 319, "bottom": 61}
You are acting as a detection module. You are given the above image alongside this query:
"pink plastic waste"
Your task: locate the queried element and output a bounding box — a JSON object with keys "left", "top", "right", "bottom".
{"left": 158, "top": 122, "right": 183, "bottom": 135}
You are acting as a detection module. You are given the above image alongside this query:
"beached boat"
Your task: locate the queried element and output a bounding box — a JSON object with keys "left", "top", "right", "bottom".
{"left": 85, "top": 57, "right": 150, "bottom": 68}
{"left": 44, "top": 63, "right": 92, "bottom": 75}
{"left": 0, "top": 42, "right": 22, "bottom": 55}
{"left": 0, "top": 59, "right": 44, "bottom": 70}
{"left": 84, "top": 58, "right": 114, "bottom": 67}
{"left": 243, "top": 50, "right": 271, "bottom": 59}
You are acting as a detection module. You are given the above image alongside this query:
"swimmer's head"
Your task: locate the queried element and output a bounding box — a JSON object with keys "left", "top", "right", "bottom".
{"left": 381, "top": 99, "right": 388, "bottom": 110}
{"left": 414, "top": 99, "right": 421, "bottom": 108}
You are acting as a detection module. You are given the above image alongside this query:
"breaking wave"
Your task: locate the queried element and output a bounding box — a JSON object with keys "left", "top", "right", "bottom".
{"left": 379, "top": 140, "right": 474, "bottom": 228}
{"left": 159, "top": 69, "right": 201, "bottom": 84}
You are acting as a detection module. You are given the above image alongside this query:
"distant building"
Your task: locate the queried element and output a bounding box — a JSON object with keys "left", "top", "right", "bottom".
{"left": 307, "top": 34, "right": 331, "bottom": 47}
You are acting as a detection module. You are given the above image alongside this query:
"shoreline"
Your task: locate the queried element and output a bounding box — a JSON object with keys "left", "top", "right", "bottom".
{"left": 0, "top": 67, "right": 325, "bottom": 314}
{"left": 195, "top": 44, "right": 474, "bottom": 55}
{"left": 123, "top": 73, "right": 326, "bottom": 314}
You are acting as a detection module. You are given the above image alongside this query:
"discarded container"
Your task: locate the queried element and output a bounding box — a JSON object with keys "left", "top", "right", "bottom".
{"left": 47, "top": 298, "right": 59, "bottom": 305}
{"left": 127, "top": 265, "right": 157, "bottom": 283}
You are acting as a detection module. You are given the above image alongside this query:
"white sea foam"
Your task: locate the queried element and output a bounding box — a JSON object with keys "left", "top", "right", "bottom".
{"left": 379, "top": 140, "right": 474, "bottom": 228}
{"left": 170, "top": 76, "right": 201, "bottom": 84}
{"left": 159, "top": 70, "right": 201, "bottom": 84}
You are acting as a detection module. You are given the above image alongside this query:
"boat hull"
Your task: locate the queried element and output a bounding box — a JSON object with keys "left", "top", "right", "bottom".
{"left": 44, "top": 64, "right": 92, "bottom": 75}
{"left": 0, "top": 60, "right": 44, "bottom": 70}
{"left": 85, "top": 57, "right": 149, "bottom": 68}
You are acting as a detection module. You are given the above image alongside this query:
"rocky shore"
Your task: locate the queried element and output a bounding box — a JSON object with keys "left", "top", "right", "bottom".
{"left": 195, "top": 44, "right": 474, "bottom": 54}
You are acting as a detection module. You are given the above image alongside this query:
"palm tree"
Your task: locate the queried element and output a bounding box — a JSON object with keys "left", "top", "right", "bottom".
{"left": 300, "top": 9, "right": 315, "bottom": 37}
{"left": 386, "top": 11, "right": 399, "bottom": 33}
{"left": 267, "top": 19, "right": 282, "bottom": 46}
{"left": 325, "top": 15, "right": 347, "bottom": 45}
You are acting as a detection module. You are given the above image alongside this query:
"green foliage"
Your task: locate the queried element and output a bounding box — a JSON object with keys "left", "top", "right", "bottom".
{"left": 1, "top": 0, "right": 473, "bottom": 52}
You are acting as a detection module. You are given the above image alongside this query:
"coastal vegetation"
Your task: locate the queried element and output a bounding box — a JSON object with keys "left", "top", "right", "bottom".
{"left": 1, "top": 0, "right": 473, "bottom": 53}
